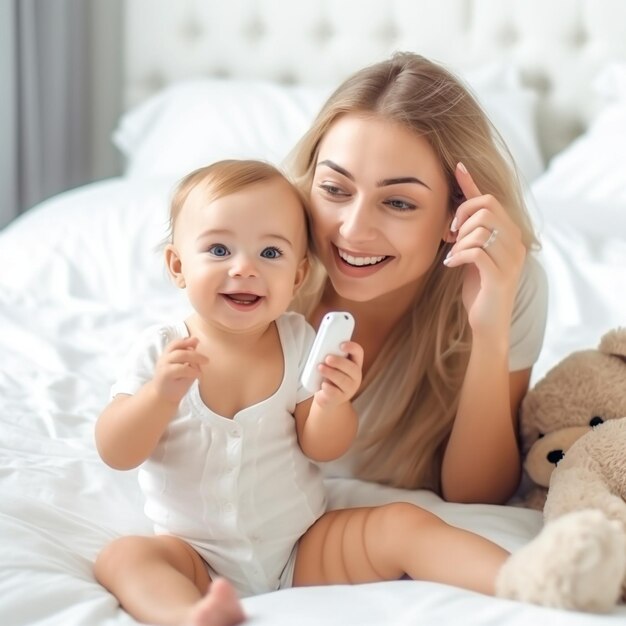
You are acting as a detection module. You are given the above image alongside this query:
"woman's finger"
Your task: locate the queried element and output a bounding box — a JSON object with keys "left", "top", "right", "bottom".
{"left": 449, "top": 225, "right": 495, "bottom": 255}
{"left": 455, "top": 162, "right": 482, "bottom": 199}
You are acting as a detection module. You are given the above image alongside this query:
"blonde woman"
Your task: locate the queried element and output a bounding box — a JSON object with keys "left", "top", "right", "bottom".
{"left": 289, "top": 52, "right": 548, "bottom": 504}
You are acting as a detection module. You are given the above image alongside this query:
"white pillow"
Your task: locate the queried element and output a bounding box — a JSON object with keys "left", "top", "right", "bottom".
{"left": 113, "top": 79, "right": 334, "bottom": 180}
{"left": 529, "top": 66, "right": 626, "bottom": 379}
{"left": 533, "top": 218, "right": 626, "bottom": 382}
{"left": 532, "top": 104, "right": 626, "bottom": 204}
{"left": 593, "top": 62, "right": 626, "bottom": 102}
{"left": 531, "top": 64, "right": 626, "bottom": 233}
{"left": 113, "top": 69, "right": 544, "bottom": 183}
{"left": 0, "top": 178, "right": 185, "bottom": 311}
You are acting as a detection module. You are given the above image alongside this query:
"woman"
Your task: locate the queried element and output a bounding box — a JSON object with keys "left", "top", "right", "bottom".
{"left": 288, "top": 52, "right": 548, "bottom": 504}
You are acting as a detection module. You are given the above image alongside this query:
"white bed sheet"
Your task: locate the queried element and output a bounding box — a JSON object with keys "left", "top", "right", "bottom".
{"left": 1, "top": 177, "right": 625, "bottom": 625}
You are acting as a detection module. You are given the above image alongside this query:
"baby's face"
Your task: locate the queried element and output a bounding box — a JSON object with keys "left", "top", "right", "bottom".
{"left": 171, "top": 177, "right": 308, "bottom": 333}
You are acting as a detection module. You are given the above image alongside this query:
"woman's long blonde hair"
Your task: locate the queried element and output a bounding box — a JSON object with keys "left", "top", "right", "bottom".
{"left": 287, "top": 53, "right": 538, "bottom": 492}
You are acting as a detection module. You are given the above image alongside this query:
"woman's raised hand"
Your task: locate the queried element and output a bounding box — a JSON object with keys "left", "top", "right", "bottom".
{"left": 443, "top": 162, "right": 526, "bottom": 337}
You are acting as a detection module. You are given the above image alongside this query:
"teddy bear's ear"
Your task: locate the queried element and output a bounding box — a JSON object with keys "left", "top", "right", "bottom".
{"left": 599, "top": 327, "right": 626, "bottom": 360}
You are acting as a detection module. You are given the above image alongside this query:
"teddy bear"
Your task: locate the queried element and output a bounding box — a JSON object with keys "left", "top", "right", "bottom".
{"left": 495, "top": 328, "right": 626, "bottom": 612}
{"left": 519, "top": 328, "right": 626, "bottom": 510}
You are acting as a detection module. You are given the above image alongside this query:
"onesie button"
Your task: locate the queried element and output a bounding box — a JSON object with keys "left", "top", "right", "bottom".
{"left": 231, "top": 428, "right": 240, "bottom": 437}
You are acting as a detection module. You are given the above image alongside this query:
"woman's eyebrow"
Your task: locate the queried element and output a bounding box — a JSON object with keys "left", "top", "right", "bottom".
{"left": 316, "top": 159, "right": 354, "bottom": 181}
{"left": 317, "top": 159, "right": 431, "bottom": 191}
{"left": 377, "top": 176, "right": 431, "bottom": 190}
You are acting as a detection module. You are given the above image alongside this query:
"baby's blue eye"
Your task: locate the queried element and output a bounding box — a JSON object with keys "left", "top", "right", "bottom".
{"left": 208, "top": 244, "right": 229, "bottom": 257}
{"left": 261, "top": 246, "right": 282, "bottom": 259}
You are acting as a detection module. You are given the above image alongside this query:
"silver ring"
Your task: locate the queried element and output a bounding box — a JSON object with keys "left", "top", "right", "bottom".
{"left": 482, "top": 228, "right": 498, "bottom": 250}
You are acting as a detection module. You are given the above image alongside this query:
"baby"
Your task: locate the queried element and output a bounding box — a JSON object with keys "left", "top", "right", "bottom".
{"left": 94, "top": 160, "right": 363, "bottom": 625}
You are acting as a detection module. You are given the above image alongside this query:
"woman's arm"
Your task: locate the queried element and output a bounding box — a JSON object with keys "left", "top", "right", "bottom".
{"left": 440, "top": 163, "right": 530, "bottom": 503}
{"left": 441, "top": 345, "right": 530, "bottom": 503}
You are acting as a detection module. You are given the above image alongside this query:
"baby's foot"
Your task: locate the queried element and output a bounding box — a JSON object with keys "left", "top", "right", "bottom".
{"left": 188, "top": 577, "right": 246, "bottom": 626}
{"left": 496, "top": 510, "right": 626, "bottom": 612}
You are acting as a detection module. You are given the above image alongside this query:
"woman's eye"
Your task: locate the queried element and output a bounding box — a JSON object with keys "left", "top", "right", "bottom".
{"left": 319, "top": 183, "right": 349, "bottom": 197}
{"left": 384, "top": 198, "right": 416, "bottom": 211}
{"left": 261, "top": 246, "right": 282, "bottom": 259}
{"left": 208, "top": 244, "right": 230, "bottom": 257}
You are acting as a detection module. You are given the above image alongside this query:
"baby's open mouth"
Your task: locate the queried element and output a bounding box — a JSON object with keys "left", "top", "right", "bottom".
{"left": 222, "top": 293, "right": 262, "bottom": 305}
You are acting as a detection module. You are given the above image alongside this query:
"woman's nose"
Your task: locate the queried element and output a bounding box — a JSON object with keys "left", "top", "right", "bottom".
{"left": 338, "top": 200, "right": 377, "bottom": 242}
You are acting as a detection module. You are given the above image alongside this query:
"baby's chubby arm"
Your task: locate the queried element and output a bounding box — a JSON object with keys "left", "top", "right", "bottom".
{"left": 95, "top": 337, "right": 208, "bottom": 470}
{"left": 294, "top": 341, "right": 363, "bottom": 462}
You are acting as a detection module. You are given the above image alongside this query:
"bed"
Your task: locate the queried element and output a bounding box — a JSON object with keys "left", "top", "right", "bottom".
{"left": 1, "top": 1, "right": 626, "bottom": 624}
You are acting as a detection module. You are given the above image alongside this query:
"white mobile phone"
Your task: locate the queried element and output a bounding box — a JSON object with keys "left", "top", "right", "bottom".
{"left": 301, "top": 311, "right": 355, "bottom": 393}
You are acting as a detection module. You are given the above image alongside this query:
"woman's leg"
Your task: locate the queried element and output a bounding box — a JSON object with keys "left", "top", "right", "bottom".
{"left": 293, "top": 502, "right": 507, "bottom": 595}
{"left": 94, "top": 535, "right": 245, "bottom": 626}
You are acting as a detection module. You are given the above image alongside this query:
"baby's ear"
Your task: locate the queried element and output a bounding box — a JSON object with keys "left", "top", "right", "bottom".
{"left": 293, "top": 255, "right": 310, "bottom": 293}
{"left": 164, "top": 244, "right": 185, "bottom": 288}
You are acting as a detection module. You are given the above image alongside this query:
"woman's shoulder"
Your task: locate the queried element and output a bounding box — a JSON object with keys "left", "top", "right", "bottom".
{"left": 515, "top": 253, "right": 548, "bottom": 312}
{"left": 509, "top": 254, "right": 549, "bottom": 370}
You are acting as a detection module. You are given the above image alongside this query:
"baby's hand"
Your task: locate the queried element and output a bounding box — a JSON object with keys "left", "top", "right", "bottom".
{"left": 314, "top": 341, "right": 363, "bottom": 409}
{"left": 153, "top": 337, "right": 208, "bottom": 404}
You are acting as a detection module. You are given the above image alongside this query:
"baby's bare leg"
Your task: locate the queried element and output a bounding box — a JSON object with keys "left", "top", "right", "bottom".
{"left": 94, "top": 535, "right": 245, "bottom": 626}
{"left": 293, "top": 502, "right": 508, "bottom": 595}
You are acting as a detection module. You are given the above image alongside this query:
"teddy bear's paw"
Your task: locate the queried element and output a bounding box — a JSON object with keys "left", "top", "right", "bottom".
{"left": 495, "top": 509, "right": 626, "bottom": 612}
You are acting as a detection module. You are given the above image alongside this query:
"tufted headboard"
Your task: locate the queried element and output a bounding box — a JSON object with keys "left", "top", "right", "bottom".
{"left": 123, "top": 0, "right": 626, "bottom": 160}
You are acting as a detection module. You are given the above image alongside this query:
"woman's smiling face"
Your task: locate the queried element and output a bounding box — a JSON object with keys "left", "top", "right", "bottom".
{"left": 309, "top": 114, "right": 453, "bottom": 304}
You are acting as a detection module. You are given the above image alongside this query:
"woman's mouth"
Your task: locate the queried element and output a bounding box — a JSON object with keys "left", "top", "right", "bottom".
{"left": 333, "top": 245, "right": 391, "bottom": 276}
{"left": 337, "top": 249, "right": 388, "bottom": 267}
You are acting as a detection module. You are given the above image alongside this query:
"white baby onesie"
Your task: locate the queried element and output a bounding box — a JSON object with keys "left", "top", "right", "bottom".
{"left": 110, "top": 311, "right": 325, "bottom": 597}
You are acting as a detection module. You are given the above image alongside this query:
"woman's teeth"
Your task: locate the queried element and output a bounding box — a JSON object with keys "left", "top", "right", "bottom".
{"left": 338, "top": 250, "right": 387, "bottom": 267}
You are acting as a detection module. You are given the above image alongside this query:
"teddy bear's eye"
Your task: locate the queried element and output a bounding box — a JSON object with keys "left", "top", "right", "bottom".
{"left": 537, "top": 433, "right": 544, "bottom": 439}
{"left": 589, "top": 416, "right": 604, "bottom": 427}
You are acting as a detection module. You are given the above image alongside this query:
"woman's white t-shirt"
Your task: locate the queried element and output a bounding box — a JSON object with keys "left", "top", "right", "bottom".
{"left": 322, "top": 254, "right": 549, "bottom": 479}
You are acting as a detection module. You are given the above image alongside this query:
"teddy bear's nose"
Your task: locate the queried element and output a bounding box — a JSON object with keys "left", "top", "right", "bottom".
{"left": 546, "top": 449, "right": 564, "bottom": 465}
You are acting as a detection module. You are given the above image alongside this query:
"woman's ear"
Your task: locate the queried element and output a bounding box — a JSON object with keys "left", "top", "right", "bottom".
{"left": 164, "top": 244, "right": 186, "bottom": 288}
{"left": 441, "top": 219, "right": 457, "bottom": 244}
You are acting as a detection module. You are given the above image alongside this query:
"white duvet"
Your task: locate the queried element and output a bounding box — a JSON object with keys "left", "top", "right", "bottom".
{"left": 1, "top": 177, "right": 625, "bottom": 625}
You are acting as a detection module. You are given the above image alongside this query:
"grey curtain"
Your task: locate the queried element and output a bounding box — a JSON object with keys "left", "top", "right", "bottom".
{"left": 1, "top": 0, "right": 92, "bottom": 229}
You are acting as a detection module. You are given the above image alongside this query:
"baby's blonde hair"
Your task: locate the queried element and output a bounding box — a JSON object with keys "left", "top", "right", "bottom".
{"left": 167, "top": 159, "right": 309, "bottom": 247}
{"left": 288, "top": 53, "right": 538, "bottom": 492}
